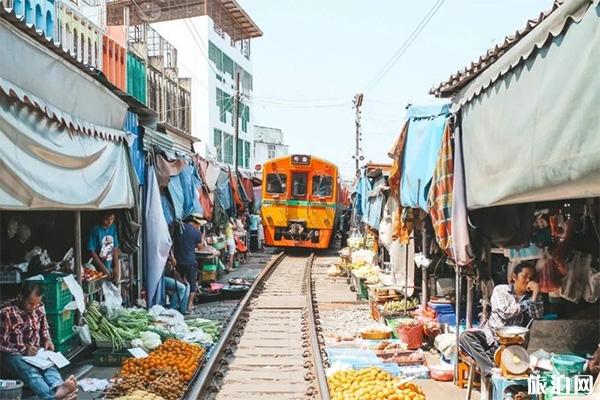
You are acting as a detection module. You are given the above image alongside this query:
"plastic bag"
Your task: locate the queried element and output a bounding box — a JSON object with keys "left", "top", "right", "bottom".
{"left": 74, "top": 324, "right": 92, "bottom": 345}
{"left": 583, "top": 270, "right": 600, "bottom": 304}
{"left": 536, "top": 250, "right": 562, "bottom": 294}
{"left": 102, "top": 281, "right": 123, "bottom": 319}
{"left": 560, "top": 252, "right": 591, "bottom": 303}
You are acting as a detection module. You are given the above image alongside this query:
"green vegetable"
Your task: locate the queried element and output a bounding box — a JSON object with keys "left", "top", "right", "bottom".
{"left": 84, "top": 302, "right": 137, "bottom": 350}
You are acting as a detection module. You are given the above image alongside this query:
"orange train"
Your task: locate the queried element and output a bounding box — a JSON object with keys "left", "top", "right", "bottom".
{"left": 261, "top": 155, "right": 348, "bottom": 249}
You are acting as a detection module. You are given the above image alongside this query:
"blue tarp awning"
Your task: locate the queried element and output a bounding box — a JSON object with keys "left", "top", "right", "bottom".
{"left": 400, "top": 104, "right": 450, "bottom": 211}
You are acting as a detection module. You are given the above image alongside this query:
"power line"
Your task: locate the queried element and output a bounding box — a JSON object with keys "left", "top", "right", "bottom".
{"left": 363, "top": 0, "right": 446, "bottom": 93}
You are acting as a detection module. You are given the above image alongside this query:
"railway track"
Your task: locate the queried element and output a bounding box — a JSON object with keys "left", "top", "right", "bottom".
{"left": 189, "top": 252, "right": 330, "bottom": 400}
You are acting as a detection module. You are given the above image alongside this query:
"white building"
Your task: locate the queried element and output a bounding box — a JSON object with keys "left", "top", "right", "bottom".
{"left": 253, "top": 125, "right": 289, "bottom": 168}
{"left": 151, "top": 5, "right": 261, "bottom": 169}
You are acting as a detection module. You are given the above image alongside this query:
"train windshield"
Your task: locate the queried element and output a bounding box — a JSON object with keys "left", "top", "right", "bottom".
{"left": 266, "top": 173, "right": 287, "bottom": 194}
{"left": 312, "top": 175, "right": 333, "bottom": 197}
{"left": 292, "top": 173, "right": 308, "bottom": 198}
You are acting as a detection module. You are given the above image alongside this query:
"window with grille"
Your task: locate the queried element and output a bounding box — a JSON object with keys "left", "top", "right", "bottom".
{"left": 268, "top": 144, "right": 276, "bottom": 159}
{"left": 223, "top": 133, "right": 233, "bottom": 164}
{"left": 213, "top": 129, "right": 222, "bottom": 162}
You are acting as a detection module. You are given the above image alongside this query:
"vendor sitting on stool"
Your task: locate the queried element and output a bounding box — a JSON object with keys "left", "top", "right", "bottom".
{"left": 0, "top": 282, "right": 78, "bottom": 400}
{"left": 460, "top": 262, "right": 544, "bottom": 378}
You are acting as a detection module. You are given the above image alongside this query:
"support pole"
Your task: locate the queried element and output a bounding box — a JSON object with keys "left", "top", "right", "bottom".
{"left": 233, "top": 72, "right": 240, "bottom": 174}
{"left": 75, "top": 211, "right": 82, "bottom": 285}
{"left": 454, "top": 265, "right": 462, "bottom": 385}
{"left": 353, "top": 93, "right": 363, "bottom": 175}
{"left": 421, "top": 222, "right": 429, "bottom": 306}
{"left": 466, "top": 275, "right": 473, "bottom": 329}
{"left": 404, "top": 242, "right": 409, "bottom": 315}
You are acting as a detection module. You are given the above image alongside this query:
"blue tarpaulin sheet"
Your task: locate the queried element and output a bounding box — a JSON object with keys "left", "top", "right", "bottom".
{"left": 400, "top": 104, "right": 450, "bottom": 211}
{"left": 124, "top": 111, "right": 144, "bottom": 185}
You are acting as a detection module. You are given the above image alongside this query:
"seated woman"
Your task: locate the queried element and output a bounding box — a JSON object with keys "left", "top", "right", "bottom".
{"left": 459, "top": 262, "right": 544, "bottom": 378}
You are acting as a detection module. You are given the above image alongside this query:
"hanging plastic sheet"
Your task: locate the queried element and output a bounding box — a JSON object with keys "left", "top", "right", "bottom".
{"left": 179, "top": 165, "right": 203, "bottom": 218}
{"left": 124, "top": 111, "right": 144, "bottom": 185}
{"left": 400, "top": 104, "right": 450, "bottom": 211}
{"left": 216, "top": 170, "right": 233, "bottom": 214}
{"left": 144, "top": 166, "right": 172, "bottom": 308}
{"left": 160, "top": 192, "right": 175, "bottom": 226}
{"left": 168, "top": 176, "right": 185, "bottom": 220}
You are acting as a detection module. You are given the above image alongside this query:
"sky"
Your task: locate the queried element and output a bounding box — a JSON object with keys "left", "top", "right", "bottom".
{"left": 235, "top": 0, "right": 550, "bottom": 179}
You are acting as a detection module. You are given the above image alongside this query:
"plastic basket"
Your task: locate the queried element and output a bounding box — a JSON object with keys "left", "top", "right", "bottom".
{"left": 202, "top": 264, "right": 217, "bottom": 272}
{"left": 92, "top": 349, "right": 132, "bottom": 366}
{"left": 55, "top": 332, "right": 79, "bottom": 356}
{"left": 41, "top": 274, "right": 73, "bottom": 311}
{"left": 396, "top": 322, "right": 424, "bottom": 350}
{"left": 551, "top": 354, "right": 586, "bottom": 376}
{"left": 47, "top": 309, "right": 75, "bottom": 343}
{"left": 0, "top": 380, "right": 23, "bottom": 400}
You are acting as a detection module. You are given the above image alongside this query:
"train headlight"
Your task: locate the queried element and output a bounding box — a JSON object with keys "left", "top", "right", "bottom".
{"left": 324, "top": 217, "right": 329, "bottom": 224}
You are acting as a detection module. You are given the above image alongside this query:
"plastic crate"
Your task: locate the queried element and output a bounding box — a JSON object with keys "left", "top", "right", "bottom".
{"left": 55, "top": 332, "right": 79, "bottom": 356}
{"left": 358, "top": 279, "right": 369, "bottom": 300}
{"left": 41, "top": 274, "right": 73, "bottom": 311}
{"left": 47, "top": 309, "right": 75, "bottom": 343}
{"left": 92, "top": 349, "right": 132, "bottom": 366}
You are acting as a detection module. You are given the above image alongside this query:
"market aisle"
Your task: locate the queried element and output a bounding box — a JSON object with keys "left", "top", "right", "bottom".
{"left": 312, "top": 256, "right": 482, "bottom": 400}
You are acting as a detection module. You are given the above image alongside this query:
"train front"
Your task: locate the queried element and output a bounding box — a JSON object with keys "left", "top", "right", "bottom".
{"left": 261, "top": 155, "right": 339, "bottom": 249}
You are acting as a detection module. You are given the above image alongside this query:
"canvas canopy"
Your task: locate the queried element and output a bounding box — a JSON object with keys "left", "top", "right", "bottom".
{"left": 455, "top": 0, "right": 600, "bottom": 209}
{"left": 0, "top": 91, "right": 135, "bottom": 210}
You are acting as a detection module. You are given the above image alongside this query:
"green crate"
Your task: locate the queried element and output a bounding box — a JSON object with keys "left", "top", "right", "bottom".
{"left": 92, "top": 349, "right": 132, "bottom": 366}
{"left": 358, "top": 279, "right": 369, "bottom": 300}
{"left": 47, "top": 309, "right": 75, "bottom": 343}
{"left": 41, "top": 274, "right": 74, "bottom": 311}
{"left": 54, "top": 332, "right": 79, "bottom": 356}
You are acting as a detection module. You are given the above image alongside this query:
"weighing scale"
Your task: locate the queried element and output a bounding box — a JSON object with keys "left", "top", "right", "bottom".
{"left": 494, "top": 326, "right": 530, "bottom": 378}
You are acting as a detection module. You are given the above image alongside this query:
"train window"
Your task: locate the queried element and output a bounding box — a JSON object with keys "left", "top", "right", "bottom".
{"left": 292, "top": 173, "right": 307, "bottom": 198}
{"left": 312, "top": 175, "right": 333, "bottom": 197}
{"left": 266, "top": 173, "right": 286, "bottom": 194}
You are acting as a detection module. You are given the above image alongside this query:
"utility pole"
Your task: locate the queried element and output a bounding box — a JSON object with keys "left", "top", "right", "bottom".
{"left": 353, "top": 93, "right": 364, "bottom": 175}
{"left": 233, "top": 72, "right": 240, "bottom": 175}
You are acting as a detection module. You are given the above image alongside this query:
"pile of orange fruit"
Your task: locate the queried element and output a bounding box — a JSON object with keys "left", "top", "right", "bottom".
{"left": 121, "top": 339, "right": 205, "bottom": 382}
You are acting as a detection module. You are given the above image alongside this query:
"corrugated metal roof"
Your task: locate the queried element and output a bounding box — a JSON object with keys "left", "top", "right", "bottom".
{"left": 431, "top": 0, "right": 593, "bottom": 99}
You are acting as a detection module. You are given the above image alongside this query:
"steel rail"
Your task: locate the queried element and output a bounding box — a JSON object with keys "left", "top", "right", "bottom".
{"left": 186, "top": 251, "right": 286, "bottom": 399}
{"left": 306, "top": 253, "right": 331, "bottom": 400}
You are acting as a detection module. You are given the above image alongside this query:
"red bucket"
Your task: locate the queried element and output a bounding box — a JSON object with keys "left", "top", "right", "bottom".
{"left": 396, "top": 322, "right": 424, "bottom": 350}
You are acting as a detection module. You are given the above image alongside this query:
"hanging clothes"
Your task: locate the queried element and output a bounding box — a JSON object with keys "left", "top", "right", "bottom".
{"left": 428, "top": 122, "right": 454, "bottom": 258}
{"left": 400, "top": 104, "right": 450, "bottom": 211}
{"left": 388, "top": 122, "right": 408, "bottom": 198}
{"left": 144, "top": 166, "right": 172, "bottom": 308}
